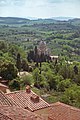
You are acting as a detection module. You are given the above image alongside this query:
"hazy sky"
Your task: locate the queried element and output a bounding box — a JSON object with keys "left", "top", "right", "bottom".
{"left": 0, "top": 0, "right": 80, "bottom": 18}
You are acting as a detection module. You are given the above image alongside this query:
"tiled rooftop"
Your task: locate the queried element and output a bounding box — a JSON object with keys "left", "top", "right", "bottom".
{"left": 35, "top": 102, "right": 80, "bottom": 120}
{"left": 0, "top": 106, "right": 44, "bottom": 120}
{"left": 0, "top": 90, "right": 17, "bottom": 106}
{"left": 1, "top": 87, "right": 80, "bottom": 120}
{"left": 48, "top": 102, "right": 80, "bottom": 120}
{"left": 6, "top": 89, "right": 50, "bottom": 111}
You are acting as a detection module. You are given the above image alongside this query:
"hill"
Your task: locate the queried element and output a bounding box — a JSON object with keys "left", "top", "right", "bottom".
{"left": 0, "top": 17, "right": 30, "bottom": 24}
{"left": 0, "top": 17, "right": 80, "bottom": 27}
{"left": 0, "top": 17, "right": 80, "bottom": 61}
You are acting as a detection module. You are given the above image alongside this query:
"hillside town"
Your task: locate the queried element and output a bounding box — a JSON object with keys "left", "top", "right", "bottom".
{"left": 0, "top": 1, "right": 80, "bottom": 119}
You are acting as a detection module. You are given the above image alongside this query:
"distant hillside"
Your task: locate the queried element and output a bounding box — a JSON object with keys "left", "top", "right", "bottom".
{"left": 0, "top": 17, "right": 30, "bottom": 24}
{"left": 0, "top": 17, "right": 57, "bottom": 25}
{"left": 69, "top": 18, "right": 80, "bottom": 26}
{"left": 51, "top": 17, "right": 74, "bottom": 21}
{"left": 0, "top": 17, "right": 80, "bottom": 26}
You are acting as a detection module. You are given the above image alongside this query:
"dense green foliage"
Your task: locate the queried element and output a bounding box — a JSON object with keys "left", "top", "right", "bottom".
{"left": 0, "top": 61, "right": 17, "bottom": 80}
{"left": 0, "top": 17, "right": 80, "bottom": 108}
{"left": 32, "top": 62, "right": 80, "bottom": 108}
{"left": 0, "top": 18, "right": 80, "bottom": 61}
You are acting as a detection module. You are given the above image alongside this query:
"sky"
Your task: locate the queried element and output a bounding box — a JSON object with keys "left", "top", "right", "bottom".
{"left": 0, "top": 0, "right": 80, "bottom": 18}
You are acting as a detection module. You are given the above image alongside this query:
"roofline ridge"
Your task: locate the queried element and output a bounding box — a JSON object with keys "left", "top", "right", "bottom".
{"left": 0, "top": 83, "right": 8, "bottom": 88}
{"left": 50, "top": 101, "right": 80, "bottom": 112}
{"left": 6, "top": 90, "right": 25, "bottom": 95}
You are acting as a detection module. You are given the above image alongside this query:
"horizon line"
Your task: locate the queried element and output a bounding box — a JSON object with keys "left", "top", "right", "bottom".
{"left": 0, "top": 16, "right": 80, "bottom": 20}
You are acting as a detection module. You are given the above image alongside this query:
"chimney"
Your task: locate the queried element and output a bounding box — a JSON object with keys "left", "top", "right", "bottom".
{"left": 26, "top": 85, "right": 31, "bottom": 93}
{"left": 30, "top": 94, "right": 39, "bottom": 103}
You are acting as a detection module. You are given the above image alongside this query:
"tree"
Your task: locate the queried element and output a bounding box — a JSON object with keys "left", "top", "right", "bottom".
{"left": 0, "top": 61, "right": 17, "bottom": 80}
{"left": 59, "top": 63, "right": 74, "bottom": 79}
{"left": 34, "top": 46, "right": 39, "bottom": 66}
{"left": 61, "top": 84, "right": 80, "bottom": 107}
{"left": 0, "top": 41, "right": 7, "bottom": 52}
{"left": 33, "top": 68, "right": 48, "bottom": 89}
{"left": 27, "top": 50, "right": 34, "bottom": 62}
{"left": 57, "top": 79, "right": 72, "bottom": 92}
{"left": 16, "top": 53, "right": 21, "bottom": 72}
{"left": 74, "top": 65, "right": 78, "bottom": 74}
{"left": 9, "top": 80, "right": 20, "bottom": 91}
{"left": 21, "top": 59, "right": 29, "bottom": 71}
{"left": 33, "top": 68, "right": 40, "bottom": 88}
{"left": 20, "top": 75, "right": 34, "bottom": 87}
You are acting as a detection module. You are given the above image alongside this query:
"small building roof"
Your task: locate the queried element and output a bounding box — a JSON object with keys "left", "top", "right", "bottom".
{"left": 6, "top": 89, "right": 50, "bottom": 112}
{"left": 35, "top": 102, "right": 80, "bottom": 120}
{"left": 0, "top": 106, "right": 44, "bottom": 120}
{"left": 48, "top": 102, "right": 80, "bottom": 120}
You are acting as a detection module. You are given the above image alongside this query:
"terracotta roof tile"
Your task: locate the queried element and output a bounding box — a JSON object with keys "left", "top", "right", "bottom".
{"left": 1, "top": 89, "right": 80, "bottom": 120}
{"left": 0, "top": 106, "right": 44, "bottom": 120}
{"left": 48, "top": 102, "right": 80, "bottom": 120}
{"left": 0, "top": 113, "right": 12, "bottom": 120}
{"left": 35, "top": 102, "right": 80, "bottom": 120}
{"left": 6, "top": 90, "right": 50, "bottom": 111}
{"left": 0, "top": 91, "right": 17, "bottom": 106}
{"left": 0, "top": 83, "right": 8, "bottom": 88}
